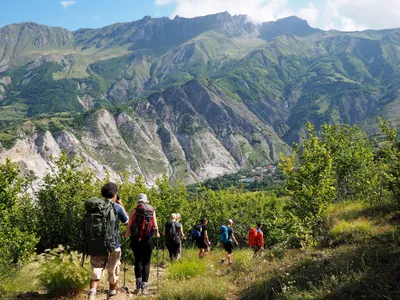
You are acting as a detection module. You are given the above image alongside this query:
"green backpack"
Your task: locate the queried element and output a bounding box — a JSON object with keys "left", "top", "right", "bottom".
{"left": 82, "top": 197, "right": 116, "bottom": 256}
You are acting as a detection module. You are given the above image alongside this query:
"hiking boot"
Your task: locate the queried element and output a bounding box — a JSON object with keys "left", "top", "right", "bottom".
{"left": 133, "top": 278, "right": 142, "bottom": 295}
{"left": 107, "top": 290, "right": 117, "bottom": 297}
{"left": 141, "top": 282, "right": 151, "bottom": 295}
{"left": 220, "top": 259, "right": 225, "bottom": 265}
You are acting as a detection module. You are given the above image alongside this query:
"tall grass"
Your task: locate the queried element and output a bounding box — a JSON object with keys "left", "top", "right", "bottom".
{"left": 329, "top": 219, "right": 372, "bottom": 244}
{"left": 159, "top": 277, "right": 229, "bottom": 300}
{"left": 168, "top": 260, "right": 207, "bottom": 280}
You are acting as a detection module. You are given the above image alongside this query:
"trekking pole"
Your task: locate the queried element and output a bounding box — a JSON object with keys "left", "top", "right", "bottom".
{"left": 156, "top": 237, "right": 160, "bottom": 294}
{"left": 162, "top": 239, "right": 165, "bottom": 265}
{"left": 123, "top": 260, "right": 126, "bottom": 288}
{"left": 121, "top": 239, "right": 129, "bottom": 294}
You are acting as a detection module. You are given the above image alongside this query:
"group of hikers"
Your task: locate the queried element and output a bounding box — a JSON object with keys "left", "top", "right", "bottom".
{"left": 82, "top": 182, "right": 265, "bottom": 299}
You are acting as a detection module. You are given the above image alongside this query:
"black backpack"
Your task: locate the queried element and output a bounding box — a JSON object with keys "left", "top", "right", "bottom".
{"left": 82, "top": 197, "right": 116, "bottom": 256}
{"left": 165, "top": 221, "right": 178, "bottom": 241}
{"left": 130, "top": 203, "right": 155, "bottom": 241}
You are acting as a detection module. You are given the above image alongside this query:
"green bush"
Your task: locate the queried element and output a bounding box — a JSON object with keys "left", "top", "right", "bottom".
{"left": 39, "top": 246, "right": 90, "bottom": 292}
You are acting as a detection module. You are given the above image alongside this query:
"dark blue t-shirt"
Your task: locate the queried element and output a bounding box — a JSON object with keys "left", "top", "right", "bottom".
{"left": 113, "top": 203, "right": 129, "bottom": 248}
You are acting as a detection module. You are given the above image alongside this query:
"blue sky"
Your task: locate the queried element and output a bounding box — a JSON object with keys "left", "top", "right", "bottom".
{"left": 0, "top": 0, "right": 174, "bottom": 30}
{"left": 1, "top": 0, "right": 400, "bottom": 32}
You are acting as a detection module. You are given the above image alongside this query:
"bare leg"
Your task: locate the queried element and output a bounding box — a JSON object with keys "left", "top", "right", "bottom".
{"left": 109, "top": 280, "right": 118, "bottom": 291}
{"left": 88, "top": 280, "right": 99, "bottom": 299}
{"left": 90, "top": 280, "right": 99, "bottom": 289}
{"left": 200, "top": 248, "right": 209, "bottom": 258}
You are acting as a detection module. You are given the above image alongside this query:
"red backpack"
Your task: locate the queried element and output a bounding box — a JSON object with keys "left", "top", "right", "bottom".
{"left": 248, "top": 228, "right": 258, "bottom": 246}
{"left": 130, "top": 203, "right": 155, "bottom": 240}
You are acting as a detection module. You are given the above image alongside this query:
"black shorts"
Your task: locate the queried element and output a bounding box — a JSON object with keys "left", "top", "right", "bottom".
{"left": 223, "top": 242, "right": 233, "bottom": 254}
{"left": 197, "top": 240, "right": 209, "bottom": 249}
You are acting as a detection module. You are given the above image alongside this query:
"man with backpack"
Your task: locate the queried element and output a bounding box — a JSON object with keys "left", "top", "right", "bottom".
{"left": 220, "top": 219, "right": 238, "bottom": 265}
{"left": 248, "top": 223, "right": 264, "bottom": 257}
{"left": 83, "top": 182, "right": 129, "bottom": 300}
{"left": 164, "top": 213, "right": 181, "bottom": 260}
{"left": 193, "top": 218, "right": 211, "bottom": 258}
{"left": 125, "top": 194, "right": 159, "bottom": 295}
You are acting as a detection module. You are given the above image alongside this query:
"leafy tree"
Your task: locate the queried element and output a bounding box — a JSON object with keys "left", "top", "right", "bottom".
{"left": 36, "top": 153, "right": 99, "bottom": 251}
{"left": 280, "top": 121, "right": 394, "bottom": 244}
{"left": 321, "top": 124, "right": 377, "bottom": 203}
{"left": 280, "top": 122, "right": 336, "bottom": 245}
{"left": 0, "top": 159, "right": 38, "bottom": 284}
{"left": 378, "top": 118, "right": 400, "bottom": 205}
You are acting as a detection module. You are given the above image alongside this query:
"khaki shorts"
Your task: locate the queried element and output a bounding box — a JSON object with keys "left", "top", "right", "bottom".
{"left": 90, "top": 248, "right": 121, "bottom": 284}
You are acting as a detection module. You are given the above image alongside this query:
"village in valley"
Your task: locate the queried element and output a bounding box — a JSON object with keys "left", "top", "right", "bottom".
{"left": 189, "top": 164, "right": 283, "bottom": 193}
{"left": 238, "top": 165, "right": 278, "bottom": 183}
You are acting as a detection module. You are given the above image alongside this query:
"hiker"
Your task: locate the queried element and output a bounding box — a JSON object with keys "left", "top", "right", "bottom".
{"left": 249, "top": 223, "right": 264, "bottom": 256}
{"left": 125, "top": 194, "right": 159, "bottom": 295}
{"left": 85, "top": 182, "right": 129, "bottom": 300}
{"left": 220, "top": 219, "right": 238, "bottom": 265}
{"left": 195, "top": 217, "right": 211, "bottom": 258}
{"left": 164, "top": 213, "right": 181, "bottom": 260}
{"left": 175, "top": 213, "right": 186, "bottom": 259}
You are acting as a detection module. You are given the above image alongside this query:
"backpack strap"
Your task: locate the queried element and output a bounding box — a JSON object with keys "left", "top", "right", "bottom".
{"left": 105, "top": 201, "right": 115, "bottom": 253}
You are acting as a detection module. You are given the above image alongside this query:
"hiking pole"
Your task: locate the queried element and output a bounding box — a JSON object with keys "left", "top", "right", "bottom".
{"left": 121, "top": 239, "right": 129, "bottom": 294}
{"left": 156, "top": 237, "right": 160, "bottom": 295}
{"left": 162, "top": 239, "right": 165, "bottom": 265}
{"left": 123, "top": 260, "right": 126, "bottom": 289}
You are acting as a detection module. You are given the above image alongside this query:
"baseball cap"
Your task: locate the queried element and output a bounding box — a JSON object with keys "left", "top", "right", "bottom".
{"left": 137, "top": 193, "right": 149, "bottom": 203}
{"left": 228, "top": 219, "right": 233, "bottom": 224}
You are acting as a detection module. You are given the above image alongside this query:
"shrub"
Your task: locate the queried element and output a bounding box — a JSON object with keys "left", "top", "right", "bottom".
{"left": 39, "top": 246, "right": 90, "bottom": 292}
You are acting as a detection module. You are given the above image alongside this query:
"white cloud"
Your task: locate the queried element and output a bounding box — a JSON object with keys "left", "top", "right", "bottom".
{"left": 323, "top": 0, "right": 400, "bottom": 31}
{"left": 61, "top": 0, "right": 76, "bottom": 8}
{"left": 297, "top": 2, "right": 319, "bottom": 28}
{"left": 155, "top": 0, "right": 172, "bottom": 5}
{"left": 154, "top": 0, "right": 400, "bottom": 31}
{"left": 158, "top": 0, "right": 299, "bottom": 24}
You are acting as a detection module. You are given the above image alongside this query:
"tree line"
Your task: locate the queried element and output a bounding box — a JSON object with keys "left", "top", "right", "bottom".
{"left": 1, "top": 119, "right": 400, "bottom": 287}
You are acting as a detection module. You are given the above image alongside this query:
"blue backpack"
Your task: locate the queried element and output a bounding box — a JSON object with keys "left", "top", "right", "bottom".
{"left": 219, "top": 225, "right": 230, "bottom": 243}
{"left": 192, "top": 224, "right": 202, "bottom": 241}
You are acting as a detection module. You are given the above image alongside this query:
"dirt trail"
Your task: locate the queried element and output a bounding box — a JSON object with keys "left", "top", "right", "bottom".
{"left": 12, "top": 263, "right": 166, "bottom": 300}
{"left": 74, "top": 264, "right": 166, "bottom": 300}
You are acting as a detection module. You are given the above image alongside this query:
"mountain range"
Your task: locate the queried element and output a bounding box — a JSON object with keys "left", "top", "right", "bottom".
{"left": 1, "top": 12, "right": 400, "bottom": 184}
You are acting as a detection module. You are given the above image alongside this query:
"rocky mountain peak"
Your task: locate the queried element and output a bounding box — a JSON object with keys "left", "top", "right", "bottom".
{"left": 260, "top": 15, "right": 320, "bottom": 40}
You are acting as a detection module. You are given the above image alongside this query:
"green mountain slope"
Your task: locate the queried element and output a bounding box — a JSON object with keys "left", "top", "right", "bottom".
{"left": 1, "top": 12, "right": 400, "bottom": 183}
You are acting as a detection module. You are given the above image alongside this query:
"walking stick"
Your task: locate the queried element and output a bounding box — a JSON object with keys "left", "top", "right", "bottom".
{"left": 121, "top": 239, "right": 129, "bottom": 294}
{"left": 162, "top": 239, "right": 165, "bottom": 265}
{"left": 123, "top": 260, "right": 126, "bottom": 288}
{"left": 156, "top": 237, "right": 160, "bottom": 294}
